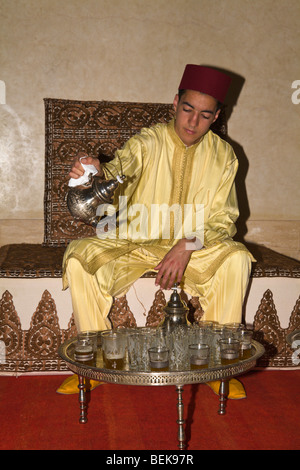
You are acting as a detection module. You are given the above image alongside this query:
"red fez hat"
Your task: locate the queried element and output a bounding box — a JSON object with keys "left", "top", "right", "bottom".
{"left": 179, "top": 64, "right": 231, "bottom": 103}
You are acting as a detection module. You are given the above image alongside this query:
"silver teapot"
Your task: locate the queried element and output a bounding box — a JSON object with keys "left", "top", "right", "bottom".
{"left": 67, "top": 174, "right": 125, "bottom": 227}
{"left": 162, "top": 284, "right": 189, "bottom": 331}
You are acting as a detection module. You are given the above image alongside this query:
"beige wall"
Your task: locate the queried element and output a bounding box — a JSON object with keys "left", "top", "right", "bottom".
{"left": 0, "top": 0, "right": 299, "bottom": 258}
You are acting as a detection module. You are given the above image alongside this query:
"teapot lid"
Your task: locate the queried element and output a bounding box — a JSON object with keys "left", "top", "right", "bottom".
{"left": 164, "top": 284, "right": 188, "bottom": 315}
{"left": 93, "top": 176, "right": 125, "bottom": 203}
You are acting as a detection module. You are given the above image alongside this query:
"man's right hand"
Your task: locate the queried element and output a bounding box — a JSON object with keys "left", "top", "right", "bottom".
{"left": 69, "top": 153, "right": 103, "bottom": 179}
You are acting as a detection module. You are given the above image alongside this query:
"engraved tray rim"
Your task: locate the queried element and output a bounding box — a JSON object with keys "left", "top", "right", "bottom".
{"left": 58, "top": 337, "right": 265, "bottom": 386}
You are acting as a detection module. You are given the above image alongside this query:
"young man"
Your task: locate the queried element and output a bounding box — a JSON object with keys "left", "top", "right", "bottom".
{"left": 63, "top": 64, "right": 253, "bottom": 333}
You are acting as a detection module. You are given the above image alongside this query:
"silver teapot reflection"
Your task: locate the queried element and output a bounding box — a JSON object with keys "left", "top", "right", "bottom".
{"left": 67, "top": 174, "right": 125, "bottom": 227}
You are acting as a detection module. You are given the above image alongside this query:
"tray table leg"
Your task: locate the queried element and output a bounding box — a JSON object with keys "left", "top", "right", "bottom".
{"left": 218, "top": 378, "right": 229, "bottom": 415}
{"left": 78, "top": 375, "right": 88, "bottom": 424}
{"left": 176, "top": 385, "right": 186, "bottom": 449}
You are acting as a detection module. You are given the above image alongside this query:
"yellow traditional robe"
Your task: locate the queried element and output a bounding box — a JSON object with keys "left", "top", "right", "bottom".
{"left": 63, "top": 119, "right": 253, "bottom": 330}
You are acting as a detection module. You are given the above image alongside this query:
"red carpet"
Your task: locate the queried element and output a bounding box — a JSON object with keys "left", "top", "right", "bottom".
{"left": 0, "top": 370, "right": 299, "bottom": 450}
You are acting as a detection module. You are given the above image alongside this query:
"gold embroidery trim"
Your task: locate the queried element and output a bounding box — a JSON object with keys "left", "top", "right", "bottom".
{"left": 167, "top": 120, "right": 199, "bottom": 242}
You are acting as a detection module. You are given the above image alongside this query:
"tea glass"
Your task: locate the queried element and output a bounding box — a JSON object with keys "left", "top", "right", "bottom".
{"left": 101, "top": 331, "right": 126, "bottom": 370}
{"left": 74, "top": 338, "right": 95, "bottom": 363}
{"left": 78, "top": 331, "right": 98, "bottom": 353}
{"left": 189, "top": 343, "right": 210, "bottom": 370}
{"left": 219, "top": 338, "right": 240, "bottom": 365}
{"left": 127, "top": 332, "right": 140, "bottom": 370}
{"left": 239, "top": 330, "right": 253, "bottom": 360}
{"left": 170, "top": 326, "right": 189, "bottom": 370}
{"left": 136, "top": 330, "right": 157, "bottom": 371}
{"left": 224, "top": 323, "right": 244, "bottom": 339}
{"left": 148, "top": 346, "right": 169, "bottom": 372}
{"left": 211, "top": 325, "right": 227, "bottom": 361}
